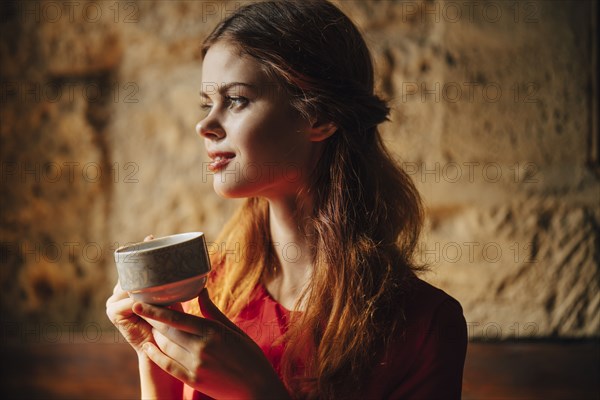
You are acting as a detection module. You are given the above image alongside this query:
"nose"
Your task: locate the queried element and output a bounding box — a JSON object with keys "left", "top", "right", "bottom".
{"left": 196, "top": 115, "right": 225, "bottom": 141}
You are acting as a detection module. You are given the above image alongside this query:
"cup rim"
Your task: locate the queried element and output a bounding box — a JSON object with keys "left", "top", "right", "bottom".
{"left": 114, "top": 232, "right": 205, "bottom": 256}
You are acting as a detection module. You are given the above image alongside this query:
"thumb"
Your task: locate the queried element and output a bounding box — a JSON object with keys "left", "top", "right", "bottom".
{"left": 198, "top": 289, "right": 249, "bottom": 339}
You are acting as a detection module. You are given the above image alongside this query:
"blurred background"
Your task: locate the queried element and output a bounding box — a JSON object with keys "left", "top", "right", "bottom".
{"left": 1, "top": 0, "right": 598, "bottom": 398}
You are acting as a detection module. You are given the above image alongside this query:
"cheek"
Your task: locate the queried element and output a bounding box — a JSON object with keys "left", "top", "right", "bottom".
{"left": 227, "top": 102, "right": 312, "bottom": 170}
{"left": 234, "top": 115, "right": 292, "bottom": 158}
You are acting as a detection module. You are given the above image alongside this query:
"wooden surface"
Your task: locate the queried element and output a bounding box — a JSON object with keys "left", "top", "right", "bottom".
{"left": 462, "top": 342, "right": 599, "bottom": 400}
{"left": 1, "top": 341, "right": 598, "bottom": 399}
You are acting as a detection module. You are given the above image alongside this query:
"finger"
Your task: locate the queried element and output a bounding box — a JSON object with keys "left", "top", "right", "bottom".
{"left": 137, "top": 312, "right": 209, "bottom": 346}
{"left": 152, "top": 327, "right": 195, "bottom": 367}
{"left": 168, "top": 302, "right": 184, "bottom": 313}
{"left": 143, "top": 316, "right": 218, "bottom": 376}
{"left": 133, "top": 302, "right": 210, "bottom": 335}
{"left": 144, "top": 234, "right": 155, "bottom": 242}
{"left": 142, "top": 342, "right": 192, "bottom": 384}
{"left": 106, "top": 292, "right": 132, "bottom": 312}
{"left": 108, "top": 287, "right": 129, "bottom": 303}
{"left": 106, "top": 297, "right": 136, "bottom": 323}
{"left": 138, "top": 314, "right": 173, "bottom": 333}
{"left": 198, "top": 289, "right": 249, "bottom": 339}
{"left": 140, "top": 314, "right": 220, "bottom": 361}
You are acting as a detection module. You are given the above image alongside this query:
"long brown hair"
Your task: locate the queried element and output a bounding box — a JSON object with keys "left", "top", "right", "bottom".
{"left": 201, "top": 1, "right": 424, "bottom": 398}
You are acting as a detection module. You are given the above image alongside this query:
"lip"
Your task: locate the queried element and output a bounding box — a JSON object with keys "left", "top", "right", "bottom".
{"left": 207, "top": 151, "right": 236, "bottom": 172}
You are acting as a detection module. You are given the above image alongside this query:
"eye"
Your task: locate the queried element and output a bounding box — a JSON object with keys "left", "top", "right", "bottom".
{"left": 199, "top": 103, "right": 212, "bottom": 119}
{"left": 225, "top": 96, "right": 249, "bottom": 110}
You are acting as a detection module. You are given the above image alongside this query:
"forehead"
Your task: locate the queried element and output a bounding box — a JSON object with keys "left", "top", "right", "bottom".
{"left": 201, "top": 42, "right": 270, "bottom": 89}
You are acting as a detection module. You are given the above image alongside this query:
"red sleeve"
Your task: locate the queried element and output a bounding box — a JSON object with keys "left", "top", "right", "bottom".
{"left": 388, "top": 299, "right": 468, "bottom": 399}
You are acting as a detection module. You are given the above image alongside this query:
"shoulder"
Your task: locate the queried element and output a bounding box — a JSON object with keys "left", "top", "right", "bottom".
{"left": 365, "top": 277, "right": 467, "bottom": 398}
{"left": 405, "top": 276, "right": 464, "bottom": 325}
{"left": 402, "top": 276, "right": 467, "bottom": 348}
{"left": 407, "top": 276, "right": 462, "bottom": 310}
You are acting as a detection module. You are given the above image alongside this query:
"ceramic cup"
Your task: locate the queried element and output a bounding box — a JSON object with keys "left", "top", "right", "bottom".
{"left": 114, "top": 232, "right": 211, "bottom": 305}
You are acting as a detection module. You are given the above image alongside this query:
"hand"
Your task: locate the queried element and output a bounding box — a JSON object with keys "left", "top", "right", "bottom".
{"left": 106, "top": 234, "right": 185, "bottom": 398}
{"left": 106, "top": 234, "right": 179, "bottom": 355}
{"left": 105, "top": 280, "right": 154, "bottom": 354}
{"left": 133, "top": 289, "right": 291, "bottom": 399}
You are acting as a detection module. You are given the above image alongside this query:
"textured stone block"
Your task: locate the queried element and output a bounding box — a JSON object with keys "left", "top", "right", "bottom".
{"left": 1, "top": 0, "right": 597, "bottom": 339}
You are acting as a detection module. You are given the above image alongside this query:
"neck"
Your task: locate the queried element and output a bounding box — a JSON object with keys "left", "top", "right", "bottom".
{"left": 265, "top": 194, "right": 314, "bottom": 310}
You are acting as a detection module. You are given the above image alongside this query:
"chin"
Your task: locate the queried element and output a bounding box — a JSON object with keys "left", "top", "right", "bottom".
{"left": 212, "top": 177, "right": 287, "bottom": 199}
{"left": 213, "top": 181, "right": 256, "bottom": 199}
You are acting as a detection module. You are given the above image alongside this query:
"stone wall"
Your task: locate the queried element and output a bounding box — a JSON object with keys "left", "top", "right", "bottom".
{"left": 1, "top": 0, "right": 598, "bottom": 339}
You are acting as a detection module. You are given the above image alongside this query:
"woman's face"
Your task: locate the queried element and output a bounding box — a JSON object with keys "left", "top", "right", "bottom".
{"left": 197, "top": 42, "right": 319, "bottom": 199}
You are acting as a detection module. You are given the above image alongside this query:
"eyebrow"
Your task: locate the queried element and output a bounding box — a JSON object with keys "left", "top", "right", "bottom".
{"left": 199, "top": 82, "right": 256, "bottom": 99}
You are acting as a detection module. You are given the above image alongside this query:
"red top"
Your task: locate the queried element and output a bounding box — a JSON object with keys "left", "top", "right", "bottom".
{"left": 183, "top": 277, "right": 467, "bottom": 399}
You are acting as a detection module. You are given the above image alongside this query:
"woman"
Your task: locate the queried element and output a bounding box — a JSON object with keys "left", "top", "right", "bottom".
{"left": 106, "top": 1, "right": 467, "bottom": 399}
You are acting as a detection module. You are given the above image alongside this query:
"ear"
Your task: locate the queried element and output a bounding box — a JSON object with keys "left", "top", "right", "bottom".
{"left": 308, "top": 120, "right": 337, "bottom": 142}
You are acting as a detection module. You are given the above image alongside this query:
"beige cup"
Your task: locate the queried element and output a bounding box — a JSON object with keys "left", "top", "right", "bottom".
{"left": 114, "top": 232, "right": 211, "bottom": 305}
